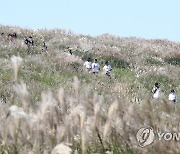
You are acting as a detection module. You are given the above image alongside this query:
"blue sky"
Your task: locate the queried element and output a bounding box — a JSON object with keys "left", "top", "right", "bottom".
{"left": 0, "top": 0, "right": 180, "bottom": 42}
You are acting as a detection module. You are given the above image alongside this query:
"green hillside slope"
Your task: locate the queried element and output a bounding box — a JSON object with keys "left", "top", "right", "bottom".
{"left": 0, "top": 25, "right": 180, "bottom": 153}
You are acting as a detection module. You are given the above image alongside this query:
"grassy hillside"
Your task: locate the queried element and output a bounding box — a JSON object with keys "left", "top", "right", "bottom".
{"left": 0, "top": 25, "right": 180, "bottom": 153}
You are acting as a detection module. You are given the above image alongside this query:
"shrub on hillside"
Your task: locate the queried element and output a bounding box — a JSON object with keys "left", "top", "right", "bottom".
{"left": 99, "top": 55, "right": 130, "bottom": 69}
{"left": 164, "top": 52, "right": 180, "bottom": 66}
{"left": 146, "top": 57, "right": 164, "bottom": 66}
{"left": 164, "top": 57, "right": 180, "bottom": 66}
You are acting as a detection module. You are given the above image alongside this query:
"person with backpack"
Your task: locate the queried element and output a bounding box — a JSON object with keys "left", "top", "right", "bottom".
{"left": 103, "top": 61, "right": 112, "bottom": 78}
{"left": 92, "top": 59, "right": 100, "bottom": 75}
{"left": 152, "top": 82, "right": 161, "bottom": 99}
{"left": 168, "top": 89, "right": 177, "bottom": 103}
{"left": 83, "top": 58, "right": 92, "bottom": 72}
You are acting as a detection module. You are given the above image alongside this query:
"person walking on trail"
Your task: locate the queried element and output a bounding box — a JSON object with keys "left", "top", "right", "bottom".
{"left": 103, "top": 61, "right": 112, "bottom": 78}
{"left": 168, "top": 89, "right": 177, "bottom": 103}
{"left": 92, "top": 59, "right": 100, "bottom": 75}
{"left": 84, "top": 58, "right": 92, "bottom": 72}
{"left": 152, "top": 82, "right": 161, "bottom": 99}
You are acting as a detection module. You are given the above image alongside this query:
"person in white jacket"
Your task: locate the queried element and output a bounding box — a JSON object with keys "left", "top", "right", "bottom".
{"left": 152, "top": 82, "right": 161, "bottom": 99}
{"left": 103, "top": 61, "right": 112, "bottom": 78}
{"left": 83, "top": 58, "right": 92, "bottom": 72}
{"left": 92, "top": 59, "right": 100, "bottom": 75}
{"left": 168, "top": 89, "right": 177, "bottom": 103}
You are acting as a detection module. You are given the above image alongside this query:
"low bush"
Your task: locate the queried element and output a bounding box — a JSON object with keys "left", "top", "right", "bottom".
{"left": 98, "top": 55, "right": 130, "bottom": 69}
{"left": 164, "top": 57, "right": 180, "bottom": 66}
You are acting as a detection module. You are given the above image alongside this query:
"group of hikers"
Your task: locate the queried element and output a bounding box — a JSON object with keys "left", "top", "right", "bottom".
{"left": 152, "top": 82, "right": 177, "bottom": 103}
{"left": 24, "top": 36, "right": 47, "bottom": 51}
{"left": 84, "top": 58, "right": 178, "bottom": 103}
{"left": 0, "top": 32, "right": 47, "bottom": 51}
{"left": 83, "top": 58, "right": 112, "bottom": 78}
{"left": 1, "top": 32, "right": 17, "bottom": 41}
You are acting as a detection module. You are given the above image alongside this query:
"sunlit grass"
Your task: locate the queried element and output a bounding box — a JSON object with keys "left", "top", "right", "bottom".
{"left": 0, "top": 25, "right": 180, "bottom": 153}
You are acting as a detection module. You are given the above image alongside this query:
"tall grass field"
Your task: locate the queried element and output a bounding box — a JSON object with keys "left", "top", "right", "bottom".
{"left": 0, "top": 25, "right": 180, "bottom": 154}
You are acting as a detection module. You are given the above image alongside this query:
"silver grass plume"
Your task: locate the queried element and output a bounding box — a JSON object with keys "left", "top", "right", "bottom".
{"left": 11, "top": 55, "right": 23, "bottom": 83}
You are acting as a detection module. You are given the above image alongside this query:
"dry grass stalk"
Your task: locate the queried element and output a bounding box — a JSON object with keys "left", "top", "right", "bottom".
{"left": 11, "top": 55, "right": 23, "bottom": 83}
{"left": 103, "top": 100, "right": 118, "bottom": 140}
{"left": 51, "top": 143, "right": 72, "bottom": 154}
